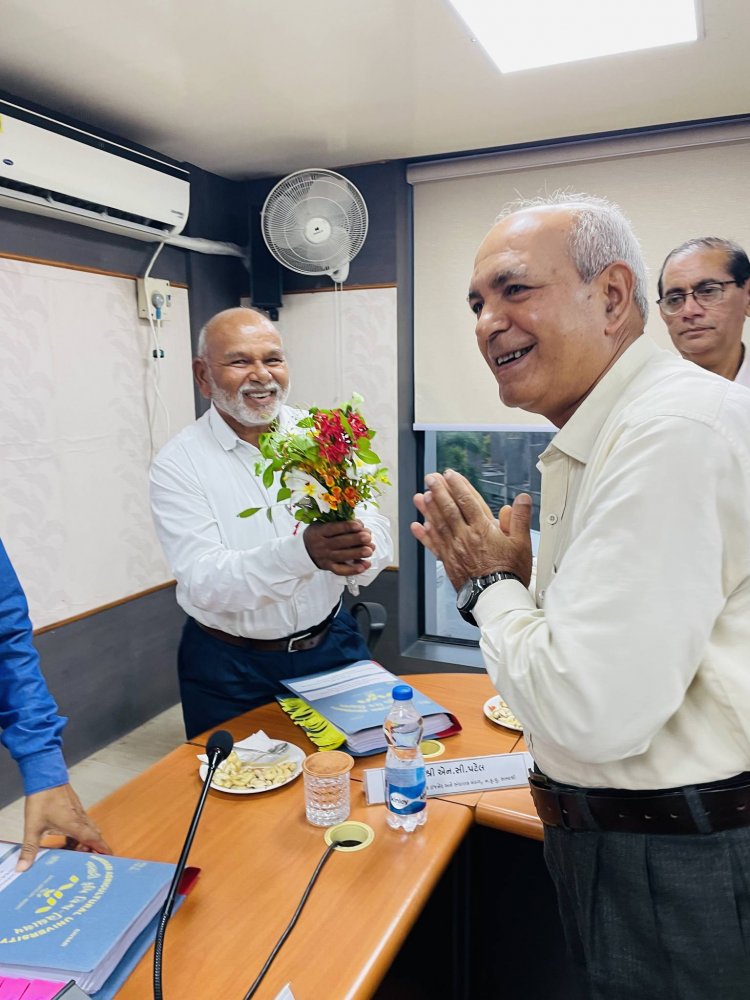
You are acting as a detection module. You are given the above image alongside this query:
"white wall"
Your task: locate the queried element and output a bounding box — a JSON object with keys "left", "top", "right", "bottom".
{"left": 0, "top": 258, "right": 195, "bottom": 626}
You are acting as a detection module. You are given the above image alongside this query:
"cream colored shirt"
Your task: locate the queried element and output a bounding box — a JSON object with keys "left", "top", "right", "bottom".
{"left": 735, "top": 341, "right": 750, "bottom": 388}
{"left": 475, "top": 336, "right": 750, "bottom": 789}
{"left": 150, "top": 405, "right": 392, "bottom": 639}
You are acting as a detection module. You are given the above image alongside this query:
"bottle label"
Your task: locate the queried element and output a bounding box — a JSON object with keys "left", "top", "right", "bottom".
{"left": 386, "top": 778, "right": 426, "bottom": 815}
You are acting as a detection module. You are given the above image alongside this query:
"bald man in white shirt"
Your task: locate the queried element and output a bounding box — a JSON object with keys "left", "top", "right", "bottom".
{"left": 150, "top": 308, "right": 392, "bottom": 738}
{"left": 412, "top": 194, "right": 750, "bottom": 1000}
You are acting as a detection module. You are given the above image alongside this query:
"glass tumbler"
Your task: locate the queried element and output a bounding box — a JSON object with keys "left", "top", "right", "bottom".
{"left": 302, "top": 751, "right": 354, "bottom": 827}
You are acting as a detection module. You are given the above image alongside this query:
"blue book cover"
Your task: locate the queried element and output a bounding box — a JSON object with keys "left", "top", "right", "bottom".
{"left": 281, "top": 660, "right": 461, "bottom": 753}
{"left": 0, "top": 848, "right": 174, "bottom": 994}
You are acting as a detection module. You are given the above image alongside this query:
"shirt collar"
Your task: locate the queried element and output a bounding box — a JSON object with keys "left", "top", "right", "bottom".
{"left": 543, "top": 335, "right": 659, "bottom": 465}
{"left": 208, "top": 404, "right": 245, "bottom": 451}
{"left": 736, "top": 341, "right": 748, "bottom": 382}
{"left": 207, "top": 402, "right": 296, "bottom": 452}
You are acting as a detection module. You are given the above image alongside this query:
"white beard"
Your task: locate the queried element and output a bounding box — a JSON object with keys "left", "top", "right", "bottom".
{"left": 207, "top": 374, "right": 289, "bottom": 427}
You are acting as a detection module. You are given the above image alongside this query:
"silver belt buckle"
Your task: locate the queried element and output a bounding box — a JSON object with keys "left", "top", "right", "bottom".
{"left": 288, "top": 630, "right": 312, "bottom": 652}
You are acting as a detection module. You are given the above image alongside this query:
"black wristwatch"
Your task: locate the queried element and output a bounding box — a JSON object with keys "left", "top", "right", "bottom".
{"left": 456, "top": 572, "right": 522, "bottom": 626}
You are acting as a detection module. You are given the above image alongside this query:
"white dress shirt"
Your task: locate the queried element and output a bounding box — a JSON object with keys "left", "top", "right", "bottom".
{"left": 474, "top": 336, "right": 750, "bottom": 789}
{"left": 150, "top": 405, "right": 393, "bottom": 639}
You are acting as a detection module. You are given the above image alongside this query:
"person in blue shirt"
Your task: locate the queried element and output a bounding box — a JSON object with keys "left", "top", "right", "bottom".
{"left": 0, "top": 539, "right": 110, "bottom": 870}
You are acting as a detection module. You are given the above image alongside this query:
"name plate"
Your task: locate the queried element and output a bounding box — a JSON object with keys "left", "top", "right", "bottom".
{"left": 362, "top": 751, "right": 534, "bottom": 804}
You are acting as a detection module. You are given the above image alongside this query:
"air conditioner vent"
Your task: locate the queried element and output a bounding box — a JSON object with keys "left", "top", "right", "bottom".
{"left": 0, "top": 174, "right": 175, "bottom": 234}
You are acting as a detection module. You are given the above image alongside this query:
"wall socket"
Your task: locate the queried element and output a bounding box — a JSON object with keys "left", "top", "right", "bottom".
{"left": 137, "top": 277, "right": 172, "bottom": 322}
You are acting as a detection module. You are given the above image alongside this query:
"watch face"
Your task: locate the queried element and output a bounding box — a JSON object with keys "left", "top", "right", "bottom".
{"left": 456, "top": 578, "right": 475, "bottom": 611}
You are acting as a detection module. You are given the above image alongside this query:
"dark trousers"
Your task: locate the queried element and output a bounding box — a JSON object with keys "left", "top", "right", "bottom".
{"left": 177, "top": 606, "right": 371, "bottom": 739}
{"left": 544, "top": 824, "right": 750, "bottom": 1000}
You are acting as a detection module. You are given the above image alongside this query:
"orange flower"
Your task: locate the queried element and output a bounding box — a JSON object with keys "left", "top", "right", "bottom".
{"left": 343, "top": 486, "right": 360, "bottom": 507}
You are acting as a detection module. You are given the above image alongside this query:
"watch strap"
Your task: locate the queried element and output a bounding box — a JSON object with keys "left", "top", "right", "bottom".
{"left": 457, "top": 571, "right": 523, "bottom": 626}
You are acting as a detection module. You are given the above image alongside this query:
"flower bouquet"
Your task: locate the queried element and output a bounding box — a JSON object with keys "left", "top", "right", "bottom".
{"left": 238, "top": 394, "right": 390, "bottom": 593}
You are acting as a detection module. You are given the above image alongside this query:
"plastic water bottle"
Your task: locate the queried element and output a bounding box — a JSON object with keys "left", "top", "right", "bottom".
{"left": 384, "top": 684, "right": 427, "bottom": 832}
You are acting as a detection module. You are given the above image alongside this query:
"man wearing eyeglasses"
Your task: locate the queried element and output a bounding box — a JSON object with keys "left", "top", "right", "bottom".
{"left": 658, "top": 236, "right": 750, "bottom": 386}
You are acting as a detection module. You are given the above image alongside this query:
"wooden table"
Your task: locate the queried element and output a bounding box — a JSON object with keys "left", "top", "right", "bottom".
{"left": 89, "top": 671, "right": 543, "bottom": 997}
{"left": 90, "top": 728, "right": 472, "bottom": 999}
{"left": 186, "top": 672, "right": 530, "bottom": 812}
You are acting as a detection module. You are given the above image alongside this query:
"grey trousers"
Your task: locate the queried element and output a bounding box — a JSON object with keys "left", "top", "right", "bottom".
{"left": 544, "top": 825, "right": 750, "bottom": 1000}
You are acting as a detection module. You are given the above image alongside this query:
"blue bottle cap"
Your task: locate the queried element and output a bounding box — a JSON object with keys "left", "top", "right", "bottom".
{"left": 392, "top": 684, "right": 413, "bottom": 700}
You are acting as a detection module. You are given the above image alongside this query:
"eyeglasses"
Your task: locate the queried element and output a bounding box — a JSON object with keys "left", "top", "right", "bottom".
{"left": 657, "top": 280, "right": 740, "bottom": 316}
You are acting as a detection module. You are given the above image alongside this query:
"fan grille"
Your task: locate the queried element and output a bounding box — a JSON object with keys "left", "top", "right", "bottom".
{"left": 261, "top": 169, "right": 368, "bottom": 276}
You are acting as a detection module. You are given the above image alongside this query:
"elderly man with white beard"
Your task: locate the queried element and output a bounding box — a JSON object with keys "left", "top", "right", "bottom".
{"left": 150, "top": 307, "right": 392, "bottom": 737}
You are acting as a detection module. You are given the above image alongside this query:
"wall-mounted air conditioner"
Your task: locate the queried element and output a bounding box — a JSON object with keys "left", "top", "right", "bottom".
{"left": 0, "top": 95, "right": 190, "bottom": 242}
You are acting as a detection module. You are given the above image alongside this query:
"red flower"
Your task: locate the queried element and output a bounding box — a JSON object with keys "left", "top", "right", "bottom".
{"left": 348, "top": 412, "right": 369, "bottom": 440}
{"left": 319, "top": 437, "right": 349, "bottom": 464}
{"left": 314, "top": 412, "right": 344, "bottom": 438}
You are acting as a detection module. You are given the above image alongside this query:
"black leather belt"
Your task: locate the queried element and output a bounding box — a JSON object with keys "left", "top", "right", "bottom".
{"left": 529, "top": 770, "right": 750, "bottom": 835}
{"left": 196, "top": 599, "right": 342, "bottom": 653}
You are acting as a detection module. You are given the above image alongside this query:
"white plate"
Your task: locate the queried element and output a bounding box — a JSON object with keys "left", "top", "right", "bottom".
{"left": 199, "top": 741, "right": 305, "bottom": 795}
{"left": 483, "top": 695, "right": 523, "bottom": 732}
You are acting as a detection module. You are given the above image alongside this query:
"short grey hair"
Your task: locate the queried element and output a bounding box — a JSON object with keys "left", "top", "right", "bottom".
{"left": 196, "top": 323, "right": 208, "bottom": 359}
{"left": 195, "top": 306, "right": 278, "bottom": 360}
{"left": 496, "top": 191, "right": 649, "bottom": 322}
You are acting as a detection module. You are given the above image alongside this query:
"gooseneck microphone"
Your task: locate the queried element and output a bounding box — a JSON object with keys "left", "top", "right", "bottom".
{"left": 153, "top": 729, "right": 233, "bottom": 1000}
{"left": 205, "top": 729, "right": 234, "bottom": 768}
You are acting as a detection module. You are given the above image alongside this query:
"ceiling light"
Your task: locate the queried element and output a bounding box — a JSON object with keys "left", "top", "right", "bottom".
{"left": 448, "top": 0, "right": 700, "bottom": 74}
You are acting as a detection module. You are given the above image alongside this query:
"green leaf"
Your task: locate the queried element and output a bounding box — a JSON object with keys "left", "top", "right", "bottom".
{"left": 262, "top": 465, "right": 275, "bottom": 489}
{"left": 266, "top": 506, "right": 274, "bottom": 521}
{"left": 277, "top": 487, "right": 292, "bottom": 501}
{"left": 237, "top": 507, "right": 261, "bottom": 518}
{"left": 297, "top": 417, "right": 314, "bottom": 428}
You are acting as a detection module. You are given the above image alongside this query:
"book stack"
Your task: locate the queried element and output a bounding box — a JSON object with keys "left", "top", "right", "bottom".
{"left": 277, "top": 660, "right": 461, "bottom": 755}
{"left": 0, "top": 843, "right": 179, "bottom": 998}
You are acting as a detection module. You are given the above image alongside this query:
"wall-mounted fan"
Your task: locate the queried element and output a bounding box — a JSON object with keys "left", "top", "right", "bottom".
{"left": 261, "top": 168, "right": 368, "bottom": 283}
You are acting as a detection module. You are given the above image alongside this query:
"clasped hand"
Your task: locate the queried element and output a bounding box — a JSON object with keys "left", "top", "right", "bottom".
{"left": 411, "top": 469, "right": 533, "bottom": 591}
{"left": 303, "top": 520, "right": 375, "bottom": 576}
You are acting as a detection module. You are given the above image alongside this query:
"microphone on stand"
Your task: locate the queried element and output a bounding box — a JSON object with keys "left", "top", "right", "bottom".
{"left": 153, "top": 729, "right": 233, "bottom": 1000}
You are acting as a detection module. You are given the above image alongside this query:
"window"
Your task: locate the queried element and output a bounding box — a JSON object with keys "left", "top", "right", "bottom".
{"left": 422, "top": 428, "right": 553, "bottom": 641}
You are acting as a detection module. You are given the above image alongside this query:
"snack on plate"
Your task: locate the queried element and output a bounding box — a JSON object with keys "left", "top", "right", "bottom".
{"left": 490, "top": 699, "right": 523, "bottom": 730}
{"left": 212, "top": 751, "right": 298, "bottom": 790}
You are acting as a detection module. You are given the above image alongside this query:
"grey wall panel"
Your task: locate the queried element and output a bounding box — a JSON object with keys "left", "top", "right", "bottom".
{"left": 0, "top": 205, "right": 189, "bottom": 284}
{"left": 245, "top": 160, "right": 404, "bottom": 293}
{"left": 182, "top": 162, "right": 250, "bottom": 415}
{"left": 186, "top": 249, "right": 249, "bottom": 416}
{"left": 0, "top": 586, "right": 184, "bottom": 809}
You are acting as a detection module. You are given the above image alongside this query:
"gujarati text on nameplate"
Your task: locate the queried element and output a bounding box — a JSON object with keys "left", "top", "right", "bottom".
{"left": 362, "top": 751, "right": 534, "bottom": 804}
